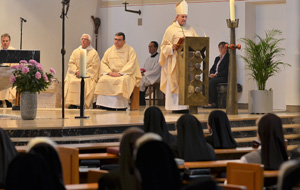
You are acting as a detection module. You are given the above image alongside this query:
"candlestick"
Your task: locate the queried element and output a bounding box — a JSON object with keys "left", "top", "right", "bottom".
{"left": 80, "top": 49, "right": 87, "bottom": 77}
{"left": 226, "top": 19, "right": 239, "bottom": 115}
{"left": 230, "top": 0, "right": 235, "bottom": 22}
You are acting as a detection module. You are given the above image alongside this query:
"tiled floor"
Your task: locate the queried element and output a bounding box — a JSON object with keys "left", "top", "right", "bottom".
{"left": 0, "top": 106, "right": 299, "bottom": 130}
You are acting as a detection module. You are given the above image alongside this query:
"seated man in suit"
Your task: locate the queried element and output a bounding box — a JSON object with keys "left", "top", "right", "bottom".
{"left": 139, "top": 41, "right": 161, "bottom": 106}
{"left": 204, "top": 41, "right": 229, "bottom": 108}
{"left": 0, "top": 33, "right": 16, "bottom": 108}
{"left": 94, "top": 32, "right": 142, "bottom": 110}
{"left": 64, "top": 34, "right": 101, "bottom": 109}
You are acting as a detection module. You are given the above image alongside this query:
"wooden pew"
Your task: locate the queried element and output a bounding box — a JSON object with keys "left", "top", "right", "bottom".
{"left": 178, "top": 160, "right": 242, "bottom": 169}
{"left": 79, "top": 153, "right": 118, "bottom": 160}
{"left": 65, "top": 183, "right": 248, "bottom": 190}
{"left": 65, "top": 183, "right": 98, "bottom": 190}
{"left": 219, "top": 184, "right": 247, "bottom": 190}
{"left": 15, "top": 142, "right": 120, "bottom": 153}
{"left": 226, "top": 162, "right": 264, "bottom": 190}
{"left": 57, "top": 147, "right": 80, "bottom": 184}
{"left": 87, "top": 170, "right": 109, "bottom": 183}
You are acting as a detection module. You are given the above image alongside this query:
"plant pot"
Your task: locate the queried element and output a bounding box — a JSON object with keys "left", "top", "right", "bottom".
{"left": 21, "top": 91, "right": 37, "bottom": 120}
{"left": 248, "top": 90, "right": 273, "bottom": 114}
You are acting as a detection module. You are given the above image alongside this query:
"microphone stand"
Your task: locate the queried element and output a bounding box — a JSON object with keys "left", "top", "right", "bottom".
{"left": 13, "top": 18, "right": 26, "bottom": 111}
{"left": 60, "top": 1, "right": 68, "bottom": 119}
{"left": 20, "top": 19, "right": 25, "bottom": 50}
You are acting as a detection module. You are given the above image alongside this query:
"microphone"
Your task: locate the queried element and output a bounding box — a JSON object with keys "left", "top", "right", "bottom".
{"left": 20, "top": 17, "right": 27, "bottom": 22}
{"left": 196, "top": 24, "right": 207, "bottom": 37}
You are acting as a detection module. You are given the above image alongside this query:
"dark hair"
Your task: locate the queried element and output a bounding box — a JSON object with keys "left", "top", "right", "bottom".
{"left": 115, "top": 32, "right": 125, "bottom": 40}
{"left": 150, "top": 41, "right": 158, "bottom": 48}
{"left": 218, "top": 41, "right": 228, "bottom": 48}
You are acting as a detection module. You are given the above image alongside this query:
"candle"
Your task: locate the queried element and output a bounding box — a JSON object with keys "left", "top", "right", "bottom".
{"left": 230, "top": 0, "right": 235, "bottom": 22}
{"left": 80, "top": 49, "right": 87, "bottom": 77}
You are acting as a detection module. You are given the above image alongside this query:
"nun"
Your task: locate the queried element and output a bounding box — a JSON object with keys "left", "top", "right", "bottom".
{"left": 241, "top": 113, "right": 288, "bottom": 170}
{"left": 206, "top": 110, "right": 237, "bottom": 149}
{"left": 174, "top": 114, "right": 216, "bottom": 162}
{"left": 144, "top": 106, "right": 176, "bottom": 145}
{"left": 0, "top": 128, "right": 18, "bottom": 188}
{"left": 135, "top": 137, "right": 182, "bottom": 190}
{"left": 98, "top": 127, "right": 144, "bottom": 190}
{"left": 5, "top": 154, "right": 53, "bottom": 190}
{"left": 26, "top": 137, "right": 66, "bottom": 190}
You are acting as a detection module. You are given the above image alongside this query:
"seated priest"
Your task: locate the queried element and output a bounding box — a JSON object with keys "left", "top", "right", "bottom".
{"left": 94, "top": 32, "right": 142, "bottom": 110}
{"left": 0, "top": 33, "right": 16, "bottom": 108}
{"left": 64, "top": 34, "right": 101, "bottom": 109}
{"left": 139, "top": 41, "right": 161, "bottom": 106}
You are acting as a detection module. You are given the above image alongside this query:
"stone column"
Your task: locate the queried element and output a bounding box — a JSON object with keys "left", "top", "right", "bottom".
{"left": 285, "top": 0, "right": 300, "bottom": 111}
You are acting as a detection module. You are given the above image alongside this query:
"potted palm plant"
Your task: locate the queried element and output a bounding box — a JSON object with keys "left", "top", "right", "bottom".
{"left": 240, "top": 29, "right": 290, "bottom": 113}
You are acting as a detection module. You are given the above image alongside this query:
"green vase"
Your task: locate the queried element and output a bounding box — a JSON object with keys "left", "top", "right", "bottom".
{"left": 20, "top": 91, "right": 37, "bottom": 120}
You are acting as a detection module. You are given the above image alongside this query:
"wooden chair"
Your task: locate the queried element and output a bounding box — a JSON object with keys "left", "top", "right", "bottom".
{"left": 227, "top": 162, "right": 264, "bottom": 190}
{"left": 148, "top": 82, "right": 161, "bottom": 106}
{"left": 87, "top": 170, "right": 109, "bottom": 183}
{"left": 57, "top": 147, "right": 80, "bottom": 184}
{"left": 130, "top": 86, "right": 139, "bottom": 110}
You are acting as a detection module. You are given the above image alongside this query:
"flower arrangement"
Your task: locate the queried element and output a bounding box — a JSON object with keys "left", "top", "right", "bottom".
{"left": 10, "top": 60, "right": 56, "bottom": 93}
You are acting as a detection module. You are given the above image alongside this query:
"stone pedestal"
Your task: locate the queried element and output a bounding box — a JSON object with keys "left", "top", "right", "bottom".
{"left": 248, "top": 90, "right": 273, "bottom": 114}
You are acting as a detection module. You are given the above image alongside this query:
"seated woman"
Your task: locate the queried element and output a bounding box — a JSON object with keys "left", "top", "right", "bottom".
{"left": 98, "top": 127, "right": 144, "bottom": 190}
{"left": 135, "top": 137, "right": 182, "bottom": 190}
{"left": 206, "top": 110, "right": 237, "bottom": 149}
{"left": 241, "top": 113, "right": 288, "bottom": 170}
{"left": 0, "top": 128, "right": 18, "bottom": 188}
{"left": 26, "top": 137, "right": 66, "bottom": 190}
{"left": 144, "top": 106, "right": 176, "bottom": 145}
{"left": 174, "top": 114, "right": 217, "bottom": 162}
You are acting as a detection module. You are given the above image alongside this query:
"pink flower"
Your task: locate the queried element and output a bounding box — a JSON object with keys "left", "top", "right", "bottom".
{"left": 36, "top": 63, "right": 43, "bottom": 70}
{"left": 19, "top": 60, "right": 27, "bottom": 64}
{"left": 29, "top": 60, "right": 38, "bottom": 65}
{"left": 43, "top": 74, "right": 48, "bottom": 82}
{"left": 35, "top": 72, "right": 41, "bottom": 79}
{"left": 22, "top": 67, "right": 29, "bottom": 74}
{"left": 18, "top": 64, "right": 24, "bottom": 69}
{"left": 10, "top": 75, "right": 16, "bottom": 83}
{"left": 50, "top": 68, "right": 56, "bottom": 75}
{"left": 11, "top": 65, "right": 19, "bottom": 69}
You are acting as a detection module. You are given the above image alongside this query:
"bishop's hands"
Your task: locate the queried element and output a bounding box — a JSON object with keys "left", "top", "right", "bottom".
{"left": 109, "top": 72, "right": 122, "bottom": 77}
{"left": 173, "top": 44, "right": 179, "bottom": 51}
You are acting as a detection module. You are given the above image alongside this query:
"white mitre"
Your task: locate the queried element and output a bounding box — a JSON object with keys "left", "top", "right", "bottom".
{"left": 175, "top": 0, "right": 188, "bottom": 15}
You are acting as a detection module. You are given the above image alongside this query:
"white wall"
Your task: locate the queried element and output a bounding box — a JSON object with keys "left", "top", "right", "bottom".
{"left": 0, "top": 0, "right": 98, "bottom": 82}
{"left": 255, "top": 3, "right": 287, "bottom": 109}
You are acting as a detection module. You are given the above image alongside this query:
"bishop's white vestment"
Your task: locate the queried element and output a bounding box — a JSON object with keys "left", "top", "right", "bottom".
{"left": 159, "top": 21, "right": 197, "bottom": 110}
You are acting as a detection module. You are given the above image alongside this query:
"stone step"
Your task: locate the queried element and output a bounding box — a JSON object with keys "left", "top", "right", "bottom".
{"left": 236, "top": 134, "right": 300, "bottom": 147}
{"left": 11, "top": 124, "right": 300, "bottom": 146}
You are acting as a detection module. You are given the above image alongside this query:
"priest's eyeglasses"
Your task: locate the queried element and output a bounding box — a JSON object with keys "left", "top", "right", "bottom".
{"left": 114, "top": 38, "right": 124, "bottom": 42}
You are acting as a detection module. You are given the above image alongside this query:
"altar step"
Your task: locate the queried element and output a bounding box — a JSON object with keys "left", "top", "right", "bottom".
{"left": 11, "top": 123, "right": 300, "bottom": 147}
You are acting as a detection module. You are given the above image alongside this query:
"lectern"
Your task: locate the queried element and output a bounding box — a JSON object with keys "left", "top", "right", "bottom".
{"left": 177, "top": 37, "right": 209, "bottom": 114}
{"left": 0, "top": 50, "right": 40, "bottom": 109}
{"left": 0, "top": 50, "right": 40, "bottom": 64}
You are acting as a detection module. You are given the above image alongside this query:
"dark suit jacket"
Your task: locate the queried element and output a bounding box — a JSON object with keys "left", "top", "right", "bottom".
{"left": 209, "top": 52, "right": 229, "bottom": 78}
